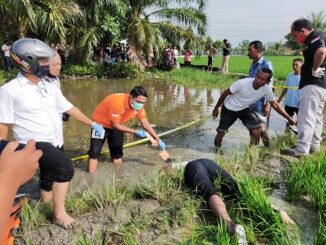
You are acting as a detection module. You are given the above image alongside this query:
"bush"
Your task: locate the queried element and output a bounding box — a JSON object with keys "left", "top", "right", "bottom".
{"left": 62, "top": 63, "right": 142, "bottom": 78}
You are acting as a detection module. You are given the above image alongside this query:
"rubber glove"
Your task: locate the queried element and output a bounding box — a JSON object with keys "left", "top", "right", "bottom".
{"left": 135, "top": 129, "right": 147, "bottom": 138}
{"left": 158, "top": 139, "right": 166, "bottom": 150}
{"left": 312, "top": 67, "right": 325, "bottom": 78}
{"left": 91, "top": 122, "right": 105, "bottom": 137}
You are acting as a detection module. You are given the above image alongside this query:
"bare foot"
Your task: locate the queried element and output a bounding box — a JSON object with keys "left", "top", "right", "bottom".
{"left": 40, "top": 189, "right": 52, "bottom": 202}
{"left": 112, "top": 158, "right": 122, "bottom": 165}
{"left": 53, "top": 212, "right": 76, "bottom": 229}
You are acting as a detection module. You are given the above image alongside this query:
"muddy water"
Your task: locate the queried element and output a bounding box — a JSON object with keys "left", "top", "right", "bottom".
{"left": 19, "top": 78, "right": 317, "bottom": 243}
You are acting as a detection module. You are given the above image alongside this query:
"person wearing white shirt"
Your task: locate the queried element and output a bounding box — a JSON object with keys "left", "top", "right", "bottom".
{"left": 212, "top": 68, "right": 295, "bottom": 150}
{"left": 0, "top": 38, "right": 104, "bottom": 229}
{"left": 1, "top": 41, "right": 13, "bottom": 70}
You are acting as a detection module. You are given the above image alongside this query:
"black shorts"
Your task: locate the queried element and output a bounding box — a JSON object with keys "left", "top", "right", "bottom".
{"left": 184, "top": 158, "right": 239, "bottom": 202}
{"left": 0, "top": 140, "right": 74, "bottom": 192}
{"left": 217, "top": 105, "right": 262, "bottom": 133}
{"left": 88, "top": 128, "right": 124, "bottom": 159}
{"left": 285, "top": 105, "right": 298, "bottom": 117}
{"left": 208, "top": 56, "right": 213, "bottom": 66}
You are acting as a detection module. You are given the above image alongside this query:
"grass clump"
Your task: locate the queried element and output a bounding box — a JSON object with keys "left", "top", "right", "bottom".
{"left": 237, "top": 177, "right": 295, "bottom": 244}
{"left": 182, "top": 221, "right": 238, "bottom": 245}
{"left": 67, "top": 179, "right": 134, "bottom": 214}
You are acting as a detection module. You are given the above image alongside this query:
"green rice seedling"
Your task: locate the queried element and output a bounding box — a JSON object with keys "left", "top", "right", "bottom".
{"left": 314, "top": 212, "right": 326, "bottom": 245}
{"left": 20, "top": 201, "right": 50, "bottom": 231}
{"left": 181, "top": 220, "right": 238, "bottom": 245}
{"left": 75, "top": 230, "right": 108, "bottom": 245}
{"left": 80, "top": 182, "right": 133, "bottom": 211}
{"left": 272, "top": 134, "right": 297, "bottom": 152}
{"left": 175, "top": 197, "right": 200, "bottom": 226}
{"left": 237, "top": 177, "right": 295, "bottom": 243}
{"left": 65, "top": 192, "right": 91, "bottom": 216}
{"left": 306, "top": 174, "right": 326, "bottom": 213}
{"left": 285, "top": 162, "right": 306, "bottom": 202}
{"left": 135, "top": 170, "right": 183, "bottom": 205}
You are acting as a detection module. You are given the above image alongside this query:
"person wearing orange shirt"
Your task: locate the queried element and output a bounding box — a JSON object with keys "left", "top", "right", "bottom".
{"left": 87, "top": 86, "right": 166, "bottom": 172}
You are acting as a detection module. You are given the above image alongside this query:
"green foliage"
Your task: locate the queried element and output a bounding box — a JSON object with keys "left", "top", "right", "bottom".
{"left": 237, "top": 177, "right": 295, "bottom": 243}
{"left": 0, "top": 70, "right": 18, "bottom": 84}
{"left": 177, "top": 55, "right": 302, "bottom": 81}
{"left": 285, "top": 151, "right": 326, "bottom": 212}
{"left": 21, "top": 201, "right": 50, "bottom": 231}
{"left": 182, "top": 222, "right": 238, "bottom": 245}
{"left": 61, "top": 62, "right": 142, "bottom": 78}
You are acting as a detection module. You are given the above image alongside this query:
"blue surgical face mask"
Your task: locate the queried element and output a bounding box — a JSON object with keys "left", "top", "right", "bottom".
{"left": 131, "top": 101, "right": 144, "bottom": 110}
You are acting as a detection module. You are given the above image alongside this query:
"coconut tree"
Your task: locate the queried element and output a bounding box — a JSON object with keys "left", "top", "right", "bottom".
{"left": 34, "top": 0, "right": 82, "bottom": 44}
{"left": 74, "top": 0, "right": 127, "bottom": 61}
{"left": 307, "top": 11, "right": 326, "bottom": 31}
{"left": 125, "top": 0, "right": 207, "bottom": 68}
{"left": 0, "top": 0, "right": 35, "bottom": 38}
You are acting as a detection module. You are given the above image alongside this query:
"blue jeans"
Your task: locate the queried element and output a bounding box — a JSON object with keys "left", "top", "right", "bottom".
{"left": 5, "top": 56, "right": 13, "bottom": 70}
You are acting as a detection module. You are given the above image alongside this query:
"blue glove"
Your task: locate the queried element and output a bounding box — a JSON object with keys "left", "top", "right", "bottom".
{"left": 135, "top": 129, "right": 147, "bottom": 138}
{"left": 158, "top": 139, "right": 166, "bottom": 150}
{"left": 91, "top": 122, "right": 105, "bottom": 138}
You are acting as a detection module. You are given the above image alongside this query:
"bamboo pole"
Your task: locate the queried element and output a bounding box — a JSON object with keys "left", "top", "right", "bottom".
{"left": 71, "top": 114, "right": 211, "bottom": 162}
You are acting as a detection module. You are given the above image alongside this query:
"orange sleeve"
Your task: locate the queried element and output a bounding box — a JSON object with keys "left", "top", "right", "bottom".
{"left": 136, "top": 108, "right": 147, "bottom": 120}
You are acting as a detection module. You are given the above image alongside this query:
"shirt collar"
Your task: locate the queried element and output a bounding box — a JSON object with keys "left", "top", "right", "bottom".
{"left": 17, "top": 73, "right": 33, "bottom": 86}
{"left": 257, "top": 56, "right": 265, "bottom": 64}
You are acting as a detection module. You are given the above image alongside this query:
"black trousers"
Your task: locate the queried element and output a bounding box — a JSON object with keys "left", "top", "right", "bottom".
{"left": 0, "top": 140, "right": 74, "bottom": 191}
{"left": 184, "top": 158, "right": 239, "bottom": 202}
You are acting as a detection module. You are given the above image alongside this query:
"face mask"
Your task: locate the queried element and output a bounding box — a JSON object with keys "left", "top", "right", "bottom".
{"left": 36, "top": 65, "right": 50, "bottom": 78}
{"left": 131, "top": 101, "right": 144, "bottom": 110}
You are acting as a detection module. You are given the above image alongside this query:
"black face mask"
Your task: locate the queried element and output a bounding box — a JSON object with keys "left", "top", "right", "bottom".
{"left": 36, "top": 65, "right": 50, "bottom": 78}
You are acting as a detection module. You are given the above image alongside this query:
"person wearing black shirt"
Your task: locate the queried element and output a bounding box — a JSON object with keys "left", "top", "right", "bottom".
{"left": 282, "top": 18, "right": 326, "bottom": 157}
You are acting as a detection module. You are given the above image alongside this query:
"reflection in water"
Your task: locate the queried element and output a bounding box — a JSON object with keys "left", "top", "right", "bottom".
{"left": 61, "top": 79, "right": 220, "bottom": 157}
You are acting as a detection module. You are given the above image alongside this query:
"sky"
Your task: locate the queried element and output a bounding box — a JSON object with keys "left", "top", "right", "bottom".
{"left": 205, "top": 0, "right": 326, "bottom": 47}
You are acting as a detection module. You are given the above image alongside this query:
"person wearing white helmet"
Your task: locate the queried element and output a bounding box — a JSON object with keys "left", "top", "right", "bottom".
{"left": 0, "top": 38, "right": 105, "bottom": 228}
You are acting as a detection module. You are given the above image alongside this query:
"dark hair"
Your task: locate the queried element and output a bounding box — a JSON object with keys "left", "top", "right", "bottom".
{"left": 130, "top": 86, "right": 148, "bottom": 98}
{"left": 260, "top": 67, "right": 273, "bottom": 83}
{"left": 249, "top": 40, "right": 263, "bottom": 52}
{"left": 223, "top": 39, "right": 228, "bottom": 43}
{"left": 293, "top": 58, "right": 303, "bottom": 63}
{"left": 291, "top": 18, "right": 313, "bottom": 32}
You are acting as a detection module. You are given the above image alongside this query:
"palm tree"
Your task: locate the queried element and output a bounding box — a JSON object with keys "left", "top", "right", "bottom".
{"left": 34, "top": 0, "right": 82, "bottom": 44}
{"left": 125, "top": 0, "right": 207, "bottom": 68}
{"left": 307, "top": 11, "right": 326, "bottom": 31}
{"left": 0, "top": 0, "right": 36, "bottom": 38}
{"left": 75, "top": 0, "right": 127, "bottom": 61}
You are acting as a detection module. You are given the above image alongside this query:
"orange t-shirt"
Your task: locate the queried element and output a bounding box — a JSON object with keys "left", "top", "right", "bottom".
{"left": 92, "top": 93, "right": 147, "bottom": 128}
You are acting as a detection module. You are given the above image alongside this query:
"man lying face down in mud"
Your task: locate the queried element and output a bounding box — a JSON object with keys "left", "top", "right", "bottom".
{"left": 212, "top": 68, "right": 296, "bottom": 151}
{"left": 166, "top": 158, "right": 248, "bottom": 245}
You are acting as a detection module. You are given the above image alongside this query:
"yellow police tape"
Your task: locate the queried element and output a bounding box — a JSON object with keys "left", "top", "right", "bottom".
{"left": 273, "top": 86, "right": 299, "bottom": 90}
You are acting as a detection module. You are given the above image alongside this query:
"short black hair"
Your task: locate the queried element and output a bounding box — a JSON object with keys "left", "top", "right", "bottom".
{"left": 130, "top": 86, "right": 148, "bottom": 98}
{"left": 291, "top": 18, "right": 313, "bottom": 32}
{"left": 293, "top": 58, "right": 303, "bottom": 63}
{"left": 249, "top": 40, "right": 263, "bottom": 52}
{"left": 223, "top": 39, "right": 228, "bottom": 43}
{"left": 260, "top": 67, "right": 273, "bottom": 83}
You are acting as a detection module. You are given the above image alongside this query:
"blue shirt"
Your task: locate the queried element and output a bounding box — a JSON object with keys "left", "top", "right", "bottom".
{"left": 284, "top": 72, "right": 300, "bottom": 108}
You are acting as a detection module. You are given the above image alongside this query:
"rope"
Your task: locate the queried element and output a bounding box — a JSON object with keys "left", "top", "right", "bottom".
{"left": 71, "top": 114, "right": 211, "bottom": 162}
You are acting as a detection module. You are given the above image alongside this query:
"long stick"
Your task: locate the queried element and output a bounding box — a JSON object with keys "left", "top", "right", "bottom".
{"left": 71, "top": 114, "right": 211, "bottom": 161}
